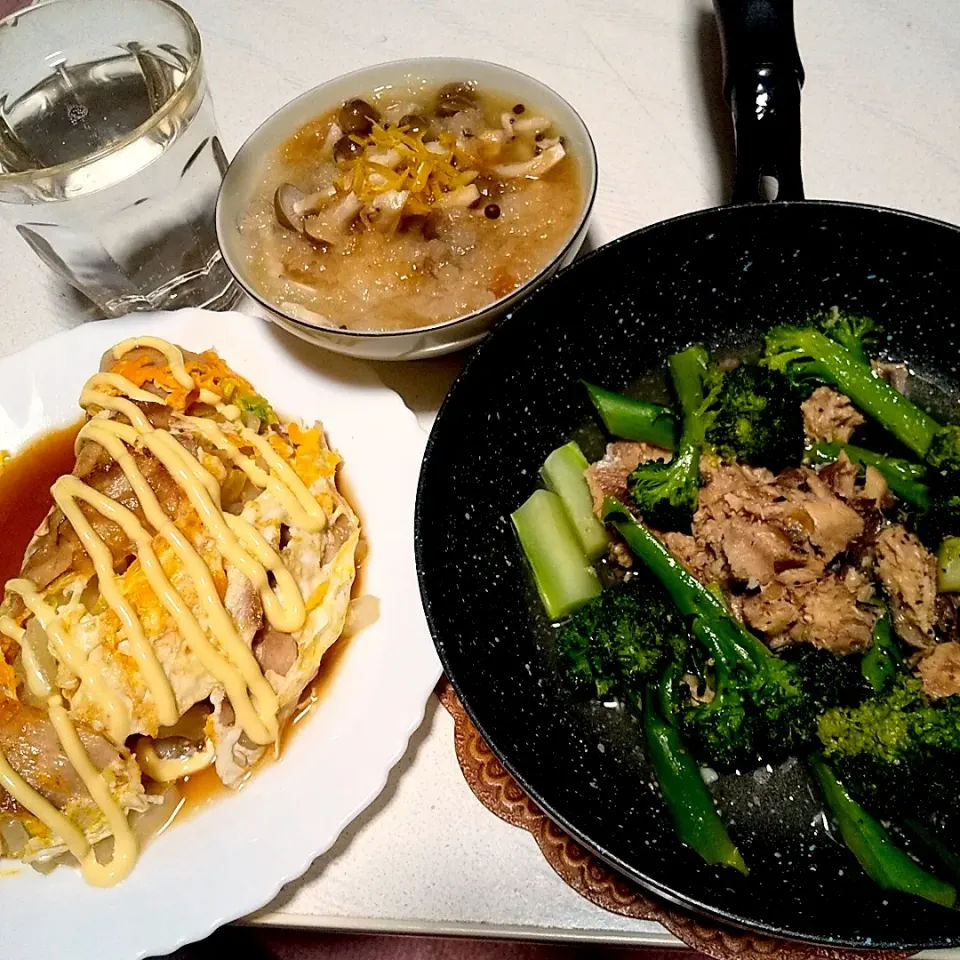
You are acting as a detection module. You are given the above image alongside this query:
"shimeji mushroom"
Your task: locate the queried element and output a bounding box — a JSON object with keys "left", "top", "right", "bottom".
{"left": 303, "top": 193, "right": 363, "bottom": 244}
{"left": 492, "top": 142, "right": 566, "bottom": 179}
{"left": 273, "top": 184, "right": 337, "bottom": 233}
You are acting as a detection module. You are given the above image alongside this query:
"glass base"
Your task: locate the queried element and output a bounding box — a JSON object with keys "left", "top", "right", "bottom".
{"left": 99, "top": 252, "right": 242, "bottom": 317}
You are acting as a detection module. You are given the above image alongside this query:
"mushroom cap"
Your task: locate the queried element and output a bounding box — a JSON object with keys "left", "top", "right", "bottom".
{"left": 398, "top": 113, "right": 432, "bottom": 138}
{"left": 338, "top": 98, "right": 380, "bottom": 136}
{"left": 435, "top": 82, "right": 478, "bottom": 118}
{"left": 333, "top": 135, "right": 363, "bottom": 163}
{"left": 274, "top": 183, "right": 306, "bottom": 232}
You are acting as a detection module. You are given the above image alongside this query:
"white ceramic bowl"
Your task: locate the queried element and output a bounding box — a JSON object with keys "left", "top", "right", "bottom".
{"left": 216, "top": 57, "right": 597, "bottom": 361}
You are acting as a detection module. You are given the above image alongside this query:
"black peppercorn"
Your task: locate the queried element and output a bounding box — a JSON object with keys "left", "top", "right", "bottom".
{"left": 512, "top": 103, "right": 525, "bottom": 114}
{"left": 484, "top": 203, "right": 501, "bottom": 219}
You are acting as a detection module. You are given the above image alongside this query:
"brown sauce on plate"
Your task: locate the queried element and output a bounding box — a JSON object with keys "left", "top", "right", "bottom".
{"left": 0, "top": 420, "right": 82, "bottom": 588}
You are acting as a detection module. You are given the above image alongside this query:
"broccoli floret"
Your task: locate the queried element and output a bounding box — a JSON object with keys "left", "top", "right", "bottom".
{"left": 813, "top": 307, "right": 881, "bottom": 364}
{"left": 678, "top": 618, "right": 761, "bottom": 771}
{"left": 817, "top": 680, "right": 960, "bottom": 820}
{"left": 680, "top": 621, "right": 868, "bottom": 771}
{"left": 603, "top": 501, "right": 859, "bottom": 770}
{"left": 556, "top": 576, "right": 688, "bottom": 700}
{"left": 819, "top": 614, "right": 960, "bottom": 843}
{"left": 927, "top": 425, "right": 960, "bottom": 476}
{"left": 703, "top": 365, "right": 804, "bottom": 472}
{"left": 817, "top": 671, "right": 960, "bottom": 823}
{"left": 782, "top": 644, "right": 872, "bottom": 714}
{"left": 628, "top": 345, "right": 708, "bottom": 530}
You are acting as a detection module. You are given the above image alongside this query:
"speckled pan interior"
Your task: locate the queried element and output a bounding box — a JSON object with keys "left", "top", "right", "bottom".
{"left": 416, "top": 201, "right": 960, "bottom": 949}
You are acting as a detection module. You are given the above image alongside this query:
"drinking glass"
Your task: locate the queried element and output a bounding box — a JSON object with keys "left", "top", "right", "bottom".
{"left": 0, "top": 0, "right": 239, "bottom": 315}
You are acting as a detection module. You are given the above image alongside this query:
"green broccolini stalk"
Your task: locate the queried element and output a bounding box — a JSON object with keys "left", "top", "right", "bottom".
{"left": 627, "top": 345, "right": 709, "bottom": 530}
{"left": 860, "top": 614, "right": 902, "bottom": 694}
{"left": 644, "top": 668, "right": 747, "bottom": 875}
{"left": 764, "top": 311, "right": 960, "bottom": 472}
{"left": 540, "top": 441, "right": 608, "bottom": 560}
{"left": 583, "top": 382, "right": 677, "bottom": 450}
{"left": 812, "top": 306, "right": 880, "bottom": 365}
{"left": 511, "top": 489, "right": 600, "bottom": 620}
{"left": 765, "top": 312, "right": 960, "bottom": 590}
{"left": 809, "top": 754, "right": 956, "bottom": 909}
{"left": 602, "top": 499, "right": 867, "bottom": 770}
{"left": 764, "top": 324, "right": 939, "bottom": 458}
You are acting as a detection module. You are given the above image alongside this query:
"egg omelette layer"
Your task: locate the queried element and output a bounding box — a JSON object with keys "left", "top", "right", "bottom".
{"left": 0, "top": 337, "right": 359, "bottom": 886}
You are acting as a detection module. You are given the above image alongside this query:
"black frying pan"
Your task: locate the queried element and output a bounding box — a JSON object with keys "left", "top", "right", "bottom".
{"left": 416, "top": 0, "right": 960, "bottom": 949}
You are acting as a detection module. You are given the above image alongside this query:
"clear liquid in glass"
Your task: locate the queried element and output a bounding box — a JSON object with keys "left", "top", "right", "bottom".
{"left": 0, "top": 39, "right": 238, "bottom": 316}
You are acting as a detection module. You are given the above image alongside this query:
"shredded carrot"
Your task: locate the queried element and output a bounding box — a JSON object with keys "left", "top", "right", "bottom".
{"left": 110, "top": 351, "right": 253, "bottom": 411}
{"left": 333, "top": 122, "right": 480, "bottom": 210}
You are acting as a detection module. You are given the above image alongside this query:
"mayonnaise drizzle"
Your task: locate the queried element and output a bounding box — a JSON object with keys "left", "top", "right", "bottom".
{"left": 111, "top": 337, "right": 194, "bottom": 388}
{"left": 78, "top": 422, "right": 276, "bottom": 743}
{"left": 185, "top": 416, "right": 326, "bottom": 533}
{"left": 135, "top": 738, "right": 215, "bottom": 782}
{"left": 53, "top": 476, "right": 179, "bottom": 728}
{"left": 0, "top": 337, "right": 328, "bottom": 886}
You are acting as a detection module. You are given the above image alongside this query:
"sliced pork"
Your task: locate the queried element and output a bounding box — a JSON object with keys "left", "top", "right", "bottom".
{"left": 918, "top": 641, "right": 960, "bottom": 699}
{"left": 875, "top": 525, "right": 938, "bottom": 649}
{"left": 801, "top": 386, "right": 865, "bottom": 443}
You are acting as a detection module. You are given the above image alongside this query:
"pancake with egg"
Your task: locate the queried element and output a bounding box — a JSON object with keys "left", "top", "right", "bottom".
{"left": 0, "top": 337, "right": 359, "bottom": 884}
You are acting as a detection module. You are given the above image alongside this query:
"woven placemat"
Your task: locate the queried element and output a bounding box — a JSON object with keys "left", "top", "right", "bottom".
{"left": 436, "top": 678, "right": 908, "bottom": 960}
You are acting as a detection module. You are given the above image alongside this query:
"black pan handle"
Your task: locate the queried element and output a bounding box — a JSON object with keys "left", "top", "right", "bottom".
{"left": 713, "top": 0, "right": 805, "bottom": 203}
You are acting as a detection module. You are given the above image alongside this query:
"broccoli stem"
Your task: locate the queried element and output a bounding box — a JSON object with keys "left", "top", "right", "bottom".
{"left": 603, "top": 497, "right": 765, "bottom": 668}
{"left": 603, "top": 497, "right": 705, "bottom": 616}
{"left": 766, "top": 327, "right": 939, "bottom": 457}
{"left": 511, "top": 490, "right": 601, "bottom": 620}
{"left": 625, "top": 346, "right": 710, "bottom": 529}
{"left": 937, "top": 537, "right": 960, "bottom": 594}
{"left": 583, "top": 382, "right": 677, "bottom": 450}
{"left": 902, "top": 818, "right": 960, "bottom": 888}
{"left": 861, "top": 614, "right": 901, "bottom": 693}
{"left": 644, "top": 673, "right": 748, "bottom": 874}
{"left": 670, "top": 345, "right": 711, "bottom": 427}
{"left": 541, "top": 442, "right": 609, "bottom": 560}
{"left": 804, "top": 440, "right": 931, "bottom": 509}
{"left": 809, "top": 754, "right": 957, "bottom": 908}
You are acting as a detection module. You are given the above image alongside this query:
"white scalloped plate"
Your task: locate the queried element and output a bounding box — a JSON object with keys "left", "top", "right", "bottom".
{"left": 0, "top": 309, "right": 441, "bottom": 960}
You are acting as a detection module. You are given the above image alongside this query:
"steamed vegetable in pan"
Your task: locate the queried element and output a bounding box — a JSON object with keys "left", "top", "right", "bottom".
{"left": 512, "top": 309, "right": 960, "bottom": 908}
